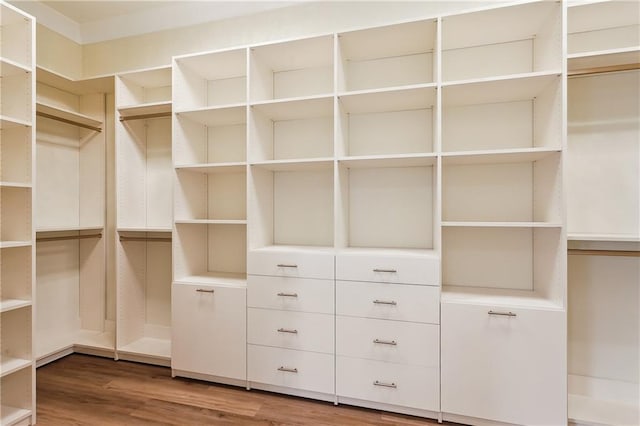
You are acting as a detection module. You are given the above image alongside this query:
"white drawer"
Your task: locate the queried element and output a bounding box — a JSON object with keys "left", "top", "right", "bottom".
{"left": 336, "top": 280, "right": 440, "bottom": 324}
{"left": 248, "top": 308, "right": 334, "bottom": 354}
{"left": 247, "top": 275, "right": 334, "bottom": 314}
{"left": 248, "top": 344, "right": 334, "bottom": 394}
{"left": 337, "top": 316, "right": 438, "bottom": 367}
{"left": 337, "top": 356, "right": 439, "bottom": 412}
{"left": 336, "top": 252, "right": 439, "bottom": 285}
{"left": 248, "top": 248, "right": 334, "bottom": 280}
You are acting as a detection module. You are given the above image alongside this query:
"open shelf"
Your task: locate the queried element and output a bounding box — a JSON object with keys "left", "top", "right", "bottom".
{"left": 118, "top": 337, "right": 171, "bottom": 360}
{"left": 173, "top": 272, "right": 247, "bottom": 287}
{"left": 1, "top": 405, "right": 32, "bottom": 426}
{"left": 0, "top": 57, "right": 31, "bottom": 76}
{"left": 442, "top": 148, "right": 560, "bottom": 165}
{"left": 36, "top": 226, "right": 103, "bottom": 233}
{"left": 118, "top": 101, "right": 172, "bottom": 121}
{"left": 568, "top": 47, "right": 640, "bottom": 74}
{"left": 117, "top": 65, "right": 171, "bottom": 110}
{"left": 441, "top": 285, "right": 564, "bottom": 311}
{"left": 1, "top": 307, "right": 32, "bottom": 376}
{"left": 338, "top": 20, "right": 436, "bottom": 92}
{"left": 0, "top": 241, "right": 31, "bottom": 249}
{"left": 0, "top": 186, "right": 32, "bottom": 243}
{"left": 0, "top": 115, "right": 31, "bottom": 128}
{"left": 250, "top": 158, "right": 334, "bottom": 172}
{"left": 176, "top": 162, "right": 245, "bottom": 173}
{"left": 338, "top": 154, "right": 436, "bottom": 169}
{"left": 441, "top": 1, "right": 562, "bottom": 82}
{"left": 568, "top": 233, "right": 640, "bottom": 243}
{"left": 0, "top": 121, "right": 31, "bottom": 186}
{"left": 569, "top": 393, "right": 638, "bottom": 426}
{"left": 0, "top": 299, "right": 31, "bottom": 314}
{"left": 0, "top": 3, "right": 33, "bottom": 69}
{"left": 36, "top": 102, "right": 103, "bottom": 132}
{"left": 443, "top": 221, "right": 562, "bottom": 229}
{"left": 0, "top": 356, "right": 32, "bottom": 378}
{"left": 1, "top": 73, "right": 32, "bottom": 125}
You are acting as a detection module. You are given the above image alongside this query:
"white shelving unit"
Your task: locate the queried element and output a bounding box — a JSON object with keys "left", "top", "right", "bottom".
{"left": 115, "top": 66, "right": 173, "bottom": 365}
{"left": 34, "top": 68, "right": 111, "bottom": 365}
{"left": 0, "top": 2, "right": 35, "bottom": 425}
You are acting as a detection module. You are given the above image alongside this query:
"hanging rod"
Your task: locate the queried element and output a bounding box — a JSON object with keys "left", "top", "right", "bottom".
{"left": 568, "top": 63, "right": 640, "bottom": 77}
{"left": 119, "top": 111, "right": 172, "bottom": 122}
{"left": 36, "top": 111, "right": 103, "bottom": 133}
{"left": 37, "top": 233, "right": 102, "bottom": 243}
{"left": 119, "top": 236, "right": 172, "bottom": 243}
{"left": 568, "top": 249, "right": 640, "bottom": 257}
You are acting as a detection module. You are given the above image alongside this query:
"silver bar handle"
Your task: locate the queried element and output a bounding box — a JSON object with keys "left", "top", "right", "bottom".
{"left": 196, "top": 289, "right": 214, "bottom": 293}
{"left": 277, "top": 366, "right": 298, "bottom": 373}
{"left": 373, "top": 339, "right": 397, "bottom": 346}
{"left": 277, "top": 328, "right": 298, "bottom": 334}
{"left": 277, "top": 292, "right": 298, "bottom": 298}
{"left": 277, "top": 264, "right": 298, "bottom": 268}
{"left": 488, "top": 310, "right": 516, "bottom": 317}
{"left": 373, "top": 268, "right": 397, "bottom": 273}
{"left": 373, "top": 299, "right": 397, "bottom": 306}
{"left": 373, "top": 380, "right": 397, "bottom": 388}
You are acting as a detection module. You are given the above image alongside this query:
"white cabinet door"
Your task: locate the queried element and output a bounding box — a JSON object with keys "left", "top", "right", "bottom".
{"left": 441, "top": 302, "right": 566, "bottom": 426}
{"left": 172, "top": 283, "right": 246, "bottom": 380}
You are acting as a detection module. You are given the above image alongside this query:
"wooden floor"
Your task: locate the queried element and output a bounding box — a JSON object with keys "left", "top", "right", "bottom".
{"left": 36, "top": 354, "right": 447, "bottom": 425}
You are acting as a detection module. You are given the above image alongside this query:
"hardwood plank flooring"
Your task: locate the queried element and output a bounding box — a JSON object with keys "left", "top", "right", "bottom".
{"left": 36, "top": 354, "right": 449, "bottom": 425}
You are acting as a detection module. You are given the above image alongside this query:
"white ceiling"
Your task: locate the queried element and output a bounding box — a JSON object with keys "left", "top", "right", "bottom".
{"left": 9, "top": 0, "right": 304, "bottom": 44}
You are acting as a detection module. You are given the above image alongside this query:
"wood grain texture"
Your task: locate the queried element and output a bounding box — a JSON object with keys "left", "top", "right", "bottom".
{"left": 37, "top": 354, "right": 448, "bottom": 425}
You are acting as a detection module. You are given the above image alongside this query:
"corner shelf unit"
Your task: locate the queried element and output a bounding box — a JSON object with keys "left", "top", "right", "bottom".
{"left": 116, "top": 66, "right": 173, "bottom": 365}
{"left": 1, "top": 2, "right": 35, "bottom": 425}
{"left": 34, "top": 67, "right": 112, "bottom": 366}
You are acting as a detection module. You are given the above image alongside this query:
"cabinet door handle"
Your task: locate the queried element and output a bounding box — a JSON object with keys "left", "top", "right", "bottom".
{"left": 277, "top": 366, "right": 298, "bottom": 373}
{"left": 277, "top": 264, "right": 298, "bottom": 268}
{"left": 277, "top": 328, "right": 298, "bottom": 334}
{"left": 373, "top": 339, "right": 397, "bottom": 346}
{"left": 373, "top": 380, "right": 397, "bottom": 389}
{"left": 277, "top": 292, "right": 298, "bottom": 298}
{"left": 373, "top": 268, "right": 397, "bottom": 273}
{"left": 373, "top": 299, "right": 397, "bottom": 306}
{"left": 196, "top": 289, "right": 214, "bottom": 293}
{"left": 488, "top": 310, "right": 516, "bottom": 317}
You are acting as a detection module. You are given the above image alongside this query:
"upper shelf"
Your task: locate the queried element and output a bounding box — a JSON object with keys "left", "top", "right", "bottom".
{"left": 0, "top": 57, "right": 31, "bottom": 76}
{"left": 36, "top": 102, "right": 103, "bottom": 132}
{"left": 118, "top": 101, "right": 172, "bottom": 121}
{"left": 568, "top": 47, "right": 640, "bottom": 75}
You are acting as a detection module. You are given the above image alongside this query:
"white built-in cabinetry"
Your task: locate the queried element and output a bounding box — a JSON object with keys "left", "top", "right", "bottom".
{"left": 0, "top": 2, "right": 35, "bottom": 424}
{"left": 566, "top": 2, "right": 639, "bottom": 425}
{"left": 34, "top": 68, "right": 112, "bottom": 365}
{"left": 115, "top": 66, "right": 173, "bottom": 365}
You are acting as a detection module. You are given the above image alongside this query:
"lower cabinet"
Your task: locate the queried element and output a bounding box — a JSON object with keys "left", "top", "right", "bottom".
{"left": 441, "top": 302, "right": 566, "bottom": 426}
{"left": 171, "top": 283, "right": 246, "bottom": 381}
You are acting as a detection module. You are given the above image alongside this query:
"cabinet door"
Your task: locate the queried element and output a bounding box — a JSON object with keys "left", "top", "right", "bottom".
{"left": 172, "top": 283, "right": 246, "bottom": 380}
{"left": 441, "top": 302, "right": 566, "bottom": 426}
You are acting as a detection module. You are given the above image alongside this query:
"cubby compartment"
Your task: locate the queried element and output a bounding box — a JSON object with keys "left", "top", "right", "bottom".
{"left": 175, "top": 169, "right": 246, "bottom": 222}
{"left": 117, "top": 66, "right": 171, "bottom": 109}
{"left": 442, "top": 153, "right": 562, "bottom": 225}
{"left": 249, "top": 166, "right": 333, "bottom": 249}
{"left": 442, "top": 73, "right": 562, "bottom": 153}
{"left": 174, "top": 48, "right": 246, "bottom": 110}
{"left": 1, "top": 124, "right": 31, "bottom": 185}
{"left": 337, "top": 164, "right": 435, "bottom": 250}
{"left": 0, "top": 64, "right": 32, "bottom": 125}
{"left": 174, "top": 223, "right": 247, "bottom": 285}
{"left": 568, "top": 0, "right": 639, "bottom": 72}
{"left": 1, "top": 307, "right": 32, "bottom": 376}
{"left": 441, "top": 1, "right": 562, "bottom": 82}
{"left": 249, "top": 97, "right": 333, "bottom": 163}
{"left": 0, "top": 186, "right": 32, "bottom": 244}
{"left": 0, "top": 246, "right": 32, "bottom": 312}
{"left": 174, "top": 105, "right": 246, "bottom": 166}
{"left": 1, "top": 367, "right": 33, "bottom": 426}
{"left": 117, "top": 232, "right": 172, "bottom": 364}
{"left": 250, "top": 35, "right": 333, "bottom": 102}
{"left": 442, "top": 226, "right": 564, "bottom": 308}
{"left": 337, "top": 86, "right": 436, "bottom": 158}
{"left": 567, "top": 70, "right": 639, "bottom": 241}
{"left": 337, "top": 20, "right": 436, "bottom": 93}
{"left": 0, "top": 4, "right": 33, "bottom": 69}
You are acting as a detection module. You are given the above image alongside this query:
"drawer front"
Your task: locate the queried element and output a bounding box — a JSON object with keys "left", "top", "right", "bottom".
{"left": 337, "top": 356, "right": 439, "bottom": 412}
{"left": 248, "top": 249, "right": 334, "bottom": 280}
{"left": 336, "top": 281, "right": 440, "bottom": 324}
{"left": 171, "top": 283, "right": 246, "bottom": 380}
{"left": 441, "top": 302, "right": 566, "bottom": 426}
{"left": 337, "top": 316, "right": 438, "bottom": 367}
{"left": 248, "top": 308, "right": 334, "bottom": 354}
{"left": 248, "top": 344, "right": 334, "bottom": 394}
{"left": 247, "top": 275, "right": 334, "bottom": 314}
{"left": 336, "top": 253, "right": 439, "bottom": 285}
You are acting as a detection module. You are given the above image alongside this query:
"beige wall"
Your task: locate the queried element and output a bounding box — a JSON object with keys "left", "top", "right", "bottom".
{"left": 37, "top": 24, "right": 82, "bottom": 79}
{"left": 82, "top": 1, "right": 489, "bottom": 78}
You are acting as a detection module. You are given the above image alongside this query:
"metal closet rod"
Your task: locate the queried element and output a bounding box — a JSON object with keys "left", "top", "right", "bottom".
{"left": 119, "top": 236, "right": 172, "bottom": 242}
{"left": 119, "top": 112, "right": 172, "bottom": 122}
{"left": 36, "top": 111, "right": 102, "bottom": 133}
{"left": 37, "top": 233, "right": 102, "bottom": 242}
{"left": 568, "top": 63, "right": 640, "bottom": 77}
{"left": 568, "top": 249, "right": 640, "bottom": 258}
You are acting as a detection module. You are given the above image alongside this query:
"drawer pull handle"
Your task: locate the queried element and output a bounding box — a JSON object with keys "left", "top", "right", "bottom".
{"left": 373, "top": 268, "right": 397, "bottom": 273}
{"left": 277, "top": 328, "right": 298, "bottom": 334}
{"left": 374, "top": 380, "right": 397, "bottom": 389}
{"left": 277, "top": 264, "right": 298, "bottom": 268}
{"left": 488, "top": 310, "right": 516, "bottom": 317}
{"left": 373, "top": 299, "right": 397, "bottom": 306}
{"left": 278, "top": 366, "right": 298, "bottom": 373}
{"left": 373, "top": 339, "right": 397, "bottom": 346}
{"left": 277, "top": 292, "right": 298, "bottom": 298}
{"left": 196, "top": 289, "right": 215, "bottom": 293}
